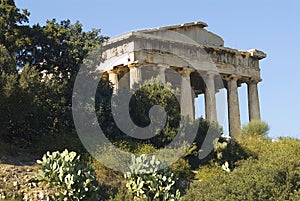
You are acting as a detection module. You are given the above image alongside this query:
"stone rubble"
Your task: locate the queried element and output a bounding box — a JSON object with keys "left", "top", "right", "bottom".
{"left": 0, "top": 164, "right": 57, "bottom": 201}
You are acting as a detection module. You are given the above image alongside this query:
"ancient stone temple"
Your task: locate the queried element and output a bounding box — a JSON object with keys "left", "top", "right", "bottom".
{"left": 98, "top": 21, "right": 266, "bottom": 138}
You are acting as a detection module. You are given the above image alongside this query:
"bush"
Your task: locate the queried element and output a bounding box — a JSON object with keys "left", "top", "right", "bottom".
{"left": 194, "top": 164, "right": 224, "bottom": 181}
{"left": 36, "top": 149, "right": 100, "bottom": 200}
{"left": 134, "top": 143, "right": 158, "bottom": 154}
{"left": 109, "top": 185, "right": 135, "bottom": 201}
{"left": 238, "top": 134, "right": 272, "bottom": 159}
{"left": 185, "top": 118, "right": 223, "bottom": 169}
{"left": 182, "top": 138, "right": 300, "bottom": 201}
{"left": 33, "top": 132, "right": 87, "bottom": 157}
{"left": 97, "top": 77, "right": 181, "bottom": 148}
{"left": 241, "top": 120, "right": 269, "bottom": 138}
{"left": 212, "top": 137, "right": 250, "bottom": 170}
{"left": 170, "top": 158, "right": 194, "bottom": 181}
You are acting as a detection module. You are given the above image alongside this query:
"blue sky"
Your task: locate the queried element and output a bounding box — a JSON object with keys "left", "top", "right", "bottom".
{"left": 15, "top": 0, "right": 300, "bottom": 139}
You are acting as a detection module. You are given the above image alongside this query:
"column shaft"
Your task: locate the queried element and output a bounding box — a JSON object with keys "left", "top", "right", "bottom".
{"left": 227, "top": 77, "right": 241, "bottom": 139}
{"left": 248, "top": 81, "right": 261, "bottom": 121}
{"left": 129, "top": 66, "right": 142, "bottom": 89}
{"left": 180, "top": 70, "right": 194, "bottom": 120}
{"left": 157, "top": 64, "right": 166, "bottom": 84}
{"left": 204, "top": 73, "right": 218, "bottom": 122}
{"left": 108, "top": 71, "right": 118, "bottom": 93}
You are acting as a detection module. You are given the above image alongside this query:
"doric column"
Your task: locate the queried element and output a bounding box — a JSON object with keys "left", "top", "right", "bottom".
{"left": 108, "top": 70, "right": 118, "bottom": 93}
{"left": 247, "top": 79, "right": 261, "bottom": 121}
{"left": 204, "top": 73, "right": 218, "bottom": 123}
{"left": 129, "top": 65, "right": 142, "bottom": 89}
{"left": 180, "top": 69, "right": 194, "bottom": 120}
{"left": 156, "top": 64, "right": 167, "bottom": 84}
{"left": 226, "top": 76, "right": 241, "bottom": 139}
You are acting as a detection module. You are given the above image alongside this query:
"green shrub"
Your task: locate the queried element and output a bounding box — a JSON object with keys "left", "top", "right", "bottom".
{"left": 134, "top": 143, "right": 158, "bottom": 154}
{"left": 33, "top": 132, "right": 87, "bottom": 157}
{"left": 109, "top": 185, "right": 136, "bottom": 201}
{"left": 185, "top": 118, "right": 223, "bottom": 169}
{"left": 194, "top": 164, "right": 224, "bottom": 181}
{"left": 124, "top": 155, "right": 181, "bottom": 201}
{"left": 170, "top": 158, "right": 194, "bottom": 181}
{"left": 183, "top": 159, "right": 300, "bottom": 201}
{"left": 182, "top": 138, "right": 300, "bottom": 201}
{"left": 212, "top": 137, "right": 250, "bottom": 170}
{"left": 241, "top": 120, "right": 269, "bottom": 138}
{"left": 129, "top": 78, "right": 180, "bottom": 146}
{"left": 239, "top": 134, "right": 272, "bottom": 159}
{"left": 36, "top": 149, "right": 99, "bottom": 201}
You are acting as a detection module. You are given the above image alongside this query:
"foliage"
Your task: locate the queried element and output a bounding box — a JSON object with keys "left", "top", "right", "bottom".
{"left": 134, "top": 143, "right": 158, "bottom": 154}
{"left": 129, "top": 78, "right": 180, "bottom": 132}
{"left": 108, "top": 185, "right": 135, "bottom": 201}
{"left": 241, "top": 120, "right": 269, "bottom": 138}
{"left": 0, "top": 65, "right": 69, "bottom": 143}
{"left": 36, "top": 149, "right": 99, "bottom": 201}
{"left": 182, "top": 137, "right": 300, "bottom": 201}
{"left": 185, "top": 118, "right": 223, "bottom": 169}
{"left": 0, "top": 44, "right": 15, "bottom": 73}
{"left": 238, "top": 134, "right": 271, "bottom": 159}
{"left": 124, "top": 155, "right": 181, "bottom": 201}
{"left": 170, "top": 158, "right": 194, "bottom": 181}
{"left": 33, "top": 132, "right": 87, "bottom": 156}
{"left": 97, "top": 77, "right": 181, "bottom": 148}
{"left": 211, "top": 136, "right": 250, "bottom": 170}
{"left": 16, "top": 19, "right": 106, "bottom": 78}
{"left": 0, "top": 0, "right": 109, "bottom": 146}
{"left": 194, "top": 164, "right": 223, "bottom": 181}
{"left": 0, "top": 0, "right": 29, "bottom": 73}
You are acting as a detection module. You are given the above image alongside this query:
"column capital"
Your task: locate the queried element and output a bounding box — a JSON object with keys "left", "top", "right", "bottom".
{"left": 204, "top": 71, "right": 218, "bottom": 79}
{"left": 156, "top": 63, "right": 169, "bottom": 69}
{"left": 223, "top": 75, "right": 240, "bottom": 82}
{"left": 153, "top": 64, "right": 168, "bottom": 73}
{"left": 179, "top": 68, "right": 194, "bottom": 76}
{"left": 128, "top": 64, "right": 138, "bottom": 69}
{"left": 246, "top": 78, "right": 262, "bottom": 84}
{"left": 107, "top": 69, "right": 117, "bottom": 74}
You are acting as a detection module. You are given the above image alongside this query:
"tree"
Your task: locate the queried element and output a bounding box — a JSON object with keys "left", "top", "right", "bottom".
{"left": 16, "top": 19, "right": 107, "bottom": 79}
{"left": 0, "top": 0, "right": 108, "bottom": 145}
{"left": 0, "top": 0, "right": 29, "bottom": 73}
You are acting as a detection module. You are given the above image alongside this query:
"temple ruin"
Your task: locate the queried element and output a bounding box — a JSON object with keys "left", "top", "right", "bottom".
{"left": 98, "top": 21, "right": 266, "bottom": 138}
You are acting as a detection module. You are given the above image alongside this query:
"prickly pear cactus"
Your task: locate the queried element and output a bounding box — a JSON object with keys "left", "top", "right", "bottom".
{"left": 36, "top": 149, "right": 99, "bottom": 201}
{"left": 124, "top": 154, "right": 181, "bottom": 201}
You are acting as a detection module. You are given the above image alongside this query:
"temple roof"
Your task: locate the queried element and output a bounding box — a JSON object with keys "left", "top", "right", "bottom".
{"left": 107, "top": 21, "right": 225, "bottom": 47}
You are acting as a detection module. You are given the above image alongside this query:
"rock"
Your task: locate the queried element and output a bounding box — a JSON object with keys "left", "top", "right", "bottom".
{"left": 38, "top": 191, "right": 44, "bottom": 200}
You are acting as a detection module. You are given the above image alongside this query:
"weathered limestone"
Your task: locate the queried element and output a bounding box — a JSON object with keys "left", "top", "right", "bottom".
{"left": 204, "top": 73, "right": 217, "bottom": 122}
{"left": 226, "top": 76, "right": 241, "bottom": 139}
{"left": 98, "top": 21, "right": 266, "bottom": 139}
{"left": 247, "top": 80, "right": 261, "bottom": 121}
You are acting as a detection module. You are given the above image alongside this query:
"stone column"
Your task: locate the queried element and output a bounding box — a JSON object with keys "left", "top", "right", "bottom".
{"left": 108, "top": 70, "right": 118, "bottom": 93}
{"left": 204, "top": 73, "right": 218, "bottom": 123}
{"left": 226, "top": 76, "right": 241, "bottom": 139}
{"left": 129, "top": 65, "right": 142, "bottom": 89}
{"left": 156, "top": 64, "right": 167, "bottom": 84}
{"left": 180, "top": 69, "right": 194, "bottom": 120}
{"left": 247, "top": 80, "right": 261, "bottom": 121}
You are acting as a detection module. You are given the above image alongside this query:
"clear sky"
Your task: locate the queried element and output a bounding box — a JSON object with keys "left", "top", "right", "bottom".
{"left": 15, "top": 0, "right": 300, "bottom": 139}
